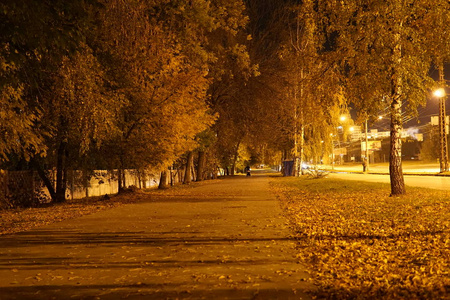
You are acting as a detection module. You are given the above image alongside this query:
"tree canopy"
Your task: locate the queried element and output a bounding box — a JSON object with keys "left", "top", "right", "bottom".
{"left": 1, "top": 0, "right": 448, "bottom": 198}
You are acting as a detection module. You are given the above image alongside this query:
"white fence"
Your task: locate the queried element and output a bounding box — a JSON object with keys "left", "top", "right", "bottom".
{"left": 0, "top": 169, "right": 163, "bottom": 208}
{"left": 0, "top": 166, "right": 213, "bottom": 208}
{"left": 67, "top": 169, "right": 161, "bottom": 200}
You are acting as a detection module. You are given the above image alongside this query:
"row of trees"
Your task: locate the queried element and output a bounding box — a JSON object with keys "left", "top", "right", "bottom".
{"left": 1, "top": 0, "right": 450, "bottom": 201}
{"left": 0, "top": 0, "right": 255, "bottom": 203}
{"left": 239, "top": 0, "right": 450, "bottom": 196}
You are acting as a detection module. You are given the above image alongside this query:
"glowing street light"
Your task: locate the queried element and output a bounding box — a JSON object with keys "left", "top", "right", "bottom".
{"left": 335, "top": 114, "right": 352, "bottom": 165}
{"left": 434, "top": 88, "right": 446, "bottom": 98}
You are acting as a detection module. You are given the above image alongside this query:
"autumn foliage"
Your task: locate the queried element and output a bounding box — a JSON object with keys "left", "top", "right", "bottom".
{"left": 2, "top": 0, "right": 450, "bottom": 204}
{"left": 0, "top": 0, "right": 252, "bottom": 202}
{"left": 270, "top": 177, "right": 450, "bottom": 299}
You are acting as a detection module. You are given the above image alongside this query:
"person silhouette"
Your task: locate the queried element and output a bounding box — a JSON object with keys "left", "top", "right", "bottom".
{"left": 245, "top": 166, "right": 251, "bottom": 176}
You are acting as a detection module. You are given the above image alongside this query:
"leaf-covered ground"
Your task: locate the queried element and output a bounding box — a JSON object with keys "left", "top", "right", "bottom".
{"left": 0, "top": 192, "right": 143, "bottom": 236}
{"left": 0, "top": 181, "right": 219, "bottom": 237}
{"left": 270, "top": 177, "right": 450, "bottom": 299}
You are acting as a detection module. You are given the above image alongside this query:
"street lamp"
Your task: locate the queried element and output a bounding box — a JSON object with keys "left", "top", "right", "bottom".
{"left": 434, "top": 88, "right": 445, "bottom": 98}
{"left": 364, "top": 118, "right": 369, "bottom": 173}
{"left": 330, "top": 133, "right": 335, "bottom": 170}
{"left": 434, "top": 87, "right": 448, "bottom": 173}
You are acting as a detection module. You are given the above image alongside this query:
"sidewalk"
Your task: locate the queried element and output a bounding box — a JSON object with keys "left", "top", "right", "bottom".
{"left": 0, "top": 175, "right": 312, "bottom": 299}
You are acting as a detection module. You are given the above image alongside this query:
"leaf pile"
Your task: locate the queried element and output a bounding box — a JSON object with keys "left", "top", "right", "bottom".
{"left": 270, "top": 177, "right": 450, "bottom": 299}
{"left": 0, "top": 192, "right": 143, "bottom": 236}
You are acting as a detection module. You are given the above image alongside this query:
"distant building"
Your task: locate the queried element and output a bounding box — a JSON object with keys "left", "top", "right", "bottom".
{"left": 334, "top": 127, "right": 423, "bottom": 163}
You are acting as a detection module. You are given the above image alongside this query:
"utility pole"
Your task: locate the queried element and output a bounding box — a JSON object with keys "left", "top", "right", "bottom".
{"left": 293, "top": 105, "right": 299, "bottom": 176}
{"left": 365, "top": 118, "right": 369, "bottom": 173}
{"left": 331, "top": 134, "right": 335, "bottom": 171}
{"left": 438, "top": 62, "right": 449, "bottom": 173}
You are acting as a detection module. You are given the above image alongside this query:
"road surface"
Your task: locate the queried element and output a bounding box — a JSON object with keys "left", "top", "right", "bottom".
{"left": 329, "top": 172, "right": 450, "bottom": 191}
{"left": 326, "top": 161, "right": 441, "bottom": 174}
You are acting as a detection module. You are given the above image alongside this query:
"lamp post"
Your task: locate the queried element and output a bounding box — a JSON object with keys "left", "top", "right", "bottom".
{"left": 330, "top": 133, "right": 335, "bottom": 170}
{"left": 434, "top": 87, "right": 448, "bottom": 172}
{"left": 365, "top": 118, "right": 369, "bottom": 173}
{"left": 337, "top": 115, "right": 346, "bottom": 165}
{"left": 293, "top": 116, "right": 299, "bottom": 176}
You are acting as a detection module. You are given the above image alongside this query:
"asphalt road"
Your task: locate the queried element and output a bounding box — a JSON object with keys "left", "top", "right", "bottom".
{"left": 329, "top": 172, "right": 450, "bottom": 191}
{"left": 327, "top": 162, "right": 441, "bottom": 174}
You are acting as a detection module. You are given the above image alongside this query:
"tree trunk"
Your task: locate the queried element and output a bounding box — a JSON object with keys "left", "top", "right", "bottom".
{"left": 117, "top": 169, "right": 122, "bottom": 193}
{"left": 191, "top": 164, "right": 196, "bottom": 182}
{"left": 231, "top": 160, "right": 236, "bottom": 175}
{"left": 32, "top": 160, "right": 56, "bottom": 202}
{"left": 389, "top": 28, "right": 406, "bottom": 196}
{"left": 389, "top": 98, "right": 405, "bottom": 195}
{"left": 170, "top": 168, "right": 175, "bottom": 186}
{"left": 118, "top": 150, "right": 126, "bottom": 193}
{"left": 55, "top": 141, "right": 67, "bottom": 203}
{"left": 83, "top": 169, "right": 89, "bottom": 198}
{"left": 213, "top": 165, "right": 218, "bottom": 179}
{"left": 118, "top": 168, "right": 127, "bottom": 192}
{"left": 299, "top": 122, "right": 305, "bottom": 176}
{"left": 184, "top": 151, "right": 193, "bottom": 184}
{"left": 293, "top": 106, "right": 299, "bottom": 176}
{"left": 231, "top": 141, "right": 241, "bottom": 176}
{"left": 159, "top": 170, "right": 169, "bottom": 189}
{"left": 118, "top": 169, "right": 123, "bottom": 193}
{"left": 196, "top": 151, "right": 205, "bottom": 181}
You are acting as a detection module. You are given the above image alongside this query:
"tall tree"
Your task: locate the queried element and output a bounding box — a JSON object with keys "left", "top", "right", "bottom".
{"left": 0, "top": 0, "right": 256, "bottom": 200}
{"left": 0, "top": 0, "right": 111, "bottom": 202}
{"left": 37, "top": 45, "right": 117, "bottom": 202}
{"left": 266, "top": 0, "right": 340, "bottom": 172}
{"left": 203, "top": 0, "right": 256, "bottom": 175}
{"left": 324, "top": 0, "right": 435, "bottom": 195}
{"left": 0, "top": 0, "right": 99, "bottom": 162}
{"left": 92, "top": 0, "right": 217, "bottom": 187}
{"left": 93, "top": 0, "right": 252, "bottom": 186}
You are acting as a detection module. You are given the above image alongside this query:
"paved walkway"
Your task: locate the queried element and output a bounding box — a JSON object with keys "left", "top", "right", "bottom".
{"left": 0, "top": 175, "right": 312, "bottom": 299}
